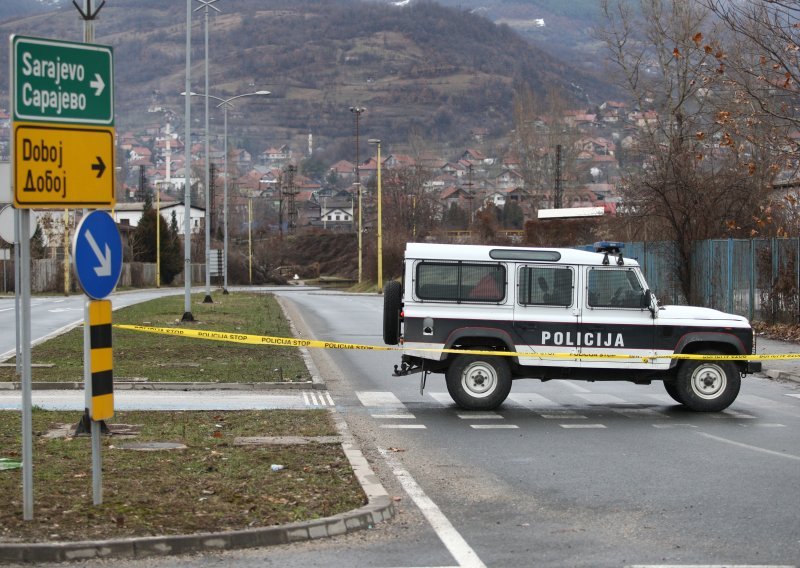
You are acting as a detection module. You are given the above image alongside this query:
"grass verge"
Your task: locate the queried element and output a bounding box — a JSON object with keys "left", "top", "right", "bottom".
{"left": 0, "top": 408, "right": 366, "bottom": 542}
{"left": 0, "top": 292, "right": 309, "bottom": 383}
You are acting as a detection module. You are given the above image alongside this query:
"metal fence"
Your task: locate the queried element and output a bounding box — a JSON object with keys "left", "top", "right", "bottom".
{"left": 622, "top": 238, "right": 800, "bottom": 324}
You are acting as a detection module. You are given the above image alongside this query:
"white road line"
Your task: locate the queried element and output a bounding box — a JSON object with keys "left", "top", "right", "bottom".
{"left": 470, "top": 424, "right": 519, "bottom": 429}
{"left": 357, "top": 391, "right": 405, "bottom": 407}
{"left": 697, "top": 432, "right": 800, "bottom": 461}
{"left": 380, "top": 424, "right": 426, "bottom": 429}
{"left": 652, "top": 424, "right": 698, "bottom": 429}
{"left": 613, "top": 408, "right": 670, "bottom": 419}
{"left": 710, "top": 410, "right": 756, "bottom": 419}
{"left": 456, "top": 412, "right": 502, "bottom": 419}
{"left": 540, "top": 413, "right": 587, "bottom": 420}
{"left": 786, "top": 393, "right": 800, "bottom": 400}
{"left": 379, "top": 447, "right": 487, "bottom": 568}
{"left": 372, "top": 413, "right": 417, "bottom": 419}
{"left": 560, "top": 424, "right": 606, "bottom": 429}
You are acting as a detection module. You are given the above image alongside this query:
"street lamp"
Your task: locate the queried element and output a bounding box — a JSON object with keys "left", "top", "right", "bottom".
{"left": 350, "top": 106, "right": 365, "bottom": 284}
{"left": 194, "top": 0, "right": 221, "bottom": 304}
{"left": 182, "top": 90, "right": 270, "bottom": 293}
{"left": 368, "top": 139, "right": 383, "bottom": 292}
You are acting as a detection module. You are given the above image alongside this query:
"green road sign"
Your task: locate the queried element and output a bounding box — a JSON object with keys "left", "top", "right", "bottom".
{"left": 11, "top": 35, "right": 113, "bottom": 126}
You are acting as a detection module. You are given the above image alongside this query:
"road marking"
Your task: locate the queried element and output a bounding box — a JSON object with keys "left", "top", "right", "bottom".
{"left": 372, "top": 413, "right": 416, "bottom": 419}
{"left": 697, "top": 432, "right": 800, "bottom": 461}
{"left": 380, "top": 424, "right": 426, "bottom": 429}
{"left": 613, "top": 408, "right": 670, "bottom": 419}
{"left": 710, "top": 410, "right": 756, "bottom": 419}
{"left": 786, "top": 393, "right": 800, "bottom": 400}
{"left": 540, "top": 412, "right": 587, "bottom": 420}
{"left": 456, "top": 412, "right": 503, "bottom": 419}
{"left": 379, "top": 447, "right": 487, "bottom": 568}
{"left": 470, "top": 424, "right": 519, "bottom": 429}
{"left": 559, "top": 424, "right": 606, "bottom": 429}
{"left": 302, "top": 391, "right": 334, "bottom": 407}
{"left": 357, "top": 391, "right": 404, "bottom": 407}
{"left": 652, "top": 423, "right": 698, "bottom": 429}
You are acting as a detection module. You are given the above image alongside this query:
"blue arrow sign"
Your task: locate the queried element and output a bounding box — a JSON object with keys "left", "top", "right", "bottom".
{"left": 72, "top": 210, "right": 122, "bottom": 299}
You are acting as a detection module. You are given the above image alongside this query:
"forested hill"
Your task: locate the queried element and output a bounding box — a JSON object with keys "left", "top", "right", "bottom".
{"left": 0, "top": 0, "right": 618, "bottom": 153}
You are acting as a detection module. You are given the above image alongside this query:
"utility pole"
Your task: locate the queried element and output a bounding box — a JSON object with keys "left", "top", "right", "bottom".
{"left": 350, "top": 106, "right": 365, "bottom": 284}
{"left": 285, "top": 165, "right": 298, "bottom": 233}
{"left": 554, "top": 144, "right": 563, "bottom": 209}
{"left": 182, "top": 0, "right": 194, "bottom": 322}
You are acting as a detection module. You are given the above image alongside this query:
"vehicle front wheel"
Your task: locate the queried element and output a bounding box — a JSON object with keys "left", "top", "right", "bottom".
{"left": 674, "top": 350, "right": 741, "bottom": 412}
{"left": 382, "top": 280, "right": 403, "bottom": 345}
{"left": 445, "top": 354, "right": 512, "bottom": 410}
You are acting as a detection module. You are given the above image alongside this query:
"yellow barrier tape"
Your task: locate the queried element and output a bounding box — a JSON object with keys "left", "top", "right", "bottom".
{"left": 112, "top": 324, "right": 789, "bottom": 362}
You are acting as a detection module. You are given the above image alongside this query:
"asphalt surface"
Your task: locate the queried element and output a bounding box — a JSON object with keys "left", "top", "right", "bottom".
{"left": 1, "top": 289, "right": 799, "bottom": 567}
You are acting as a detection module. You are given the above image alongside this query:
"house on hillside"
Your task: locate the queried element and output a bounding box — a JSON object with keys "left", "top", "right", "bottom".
{"left": 111, "top": 201, "right": 205, "bottom": 235}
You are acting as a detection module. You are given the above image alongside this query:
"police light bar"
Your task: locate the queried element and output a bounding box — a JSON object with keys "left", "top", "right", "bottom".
{"left": 593, "top": 241, "right": 625, "bottom": 254}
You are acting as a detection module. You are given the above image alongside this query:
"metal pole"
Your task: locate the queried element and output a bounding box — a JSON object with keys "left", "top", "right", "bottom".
{"left": 20, "top": 210, "right": 33, "bottom": 520}
{"left": 248, "top": 197, "right": 252, "bottom": 284}
{"left": 222, "top": 103, "right": 229, "bottom": 293}
{"left": 377, "top": 142, "right": 382, "bottom": 292}
{"left": 182, "top": 0, "right": 194, "bottom": 321}
{"left": 350, "top": 107, "right": 364, "bottom": 284}
{"left": 202, "top": 4, "right": 212, "bottom": 304}
{"left": 14, "top": 210, "right": 21, "bottom": 377}
{"left": 156, "top": 188, "right": 161, "bottom": 287}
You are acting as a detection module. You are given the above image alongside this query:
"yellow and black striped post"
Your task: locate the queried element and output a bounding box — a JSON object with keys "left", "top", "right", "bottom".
{"left": 89, "top": 300, "right": 113, "bottom": 421}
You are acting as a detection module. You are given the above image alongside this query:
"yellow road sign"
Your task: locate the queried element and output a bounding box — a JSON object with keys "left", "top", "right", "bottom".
{"left": 13, "top": 121, "right": 115, "bottom": 209}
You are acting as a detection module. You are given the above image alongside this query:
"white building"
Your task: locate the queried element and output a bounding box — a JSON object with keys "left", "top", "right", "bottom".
{"left": 112, "top": 201, "right": 205, "bottom": 235}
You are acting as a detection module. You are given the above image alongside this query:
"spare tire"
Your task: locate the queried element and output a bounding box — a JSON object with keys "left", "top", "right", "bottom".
{"left": 383, "top": 280, "right": 403, "bottom": 345}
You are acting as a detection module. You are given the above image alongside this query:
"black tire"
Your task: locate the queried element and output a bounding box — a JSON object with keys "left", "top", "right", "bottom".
{"left": 383, "top": 280, "right": 403, "bottom": 345}
{"left": 674, "top": 350, "right": 741, "bottom": 412}
{"left": 445, "top": 354, "right": 512, "bottom": 410}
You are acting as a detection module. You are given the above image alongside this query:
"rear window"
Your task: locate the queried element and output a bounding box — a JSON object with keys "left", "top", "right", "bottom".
{"left": 518, "top": 266, "right": 573, "bottom": 306}
{"left": 415, "top": 261, "right": 506, "bottom": 303}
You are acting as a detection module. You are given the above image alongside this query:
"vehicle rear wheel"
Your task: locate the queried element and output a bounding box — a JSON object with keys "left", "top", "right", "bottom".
{"left": 445, "top": 354, "right": 512, "bottom": 410}
{"left": 674, "top": 350, "right": 740, "bottom": 412}
{"left": 383, "top": 280, "right": 403, "bottom": 345}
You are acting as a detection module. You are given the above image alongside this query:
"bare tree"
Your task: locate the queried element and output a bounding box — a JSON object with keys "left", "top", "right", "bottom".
{"left": 597, "top": 0, "right": 777, "bottom": 301}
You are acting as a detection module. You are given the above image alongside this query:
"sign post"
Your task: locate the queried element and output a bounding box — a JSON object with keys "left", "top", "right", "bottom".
{"left": 73, "top": 210, "right": 121, "bottom": 505}
{"left": 10, "top": 33, "right": 115, "bottom": 516}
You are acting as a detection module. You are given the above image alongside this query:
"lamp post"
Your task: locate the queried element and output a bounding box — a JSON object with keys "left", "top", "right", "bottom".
{"left": 368, "top": 139, "right": 383, "bottom": 292}
{"left": 182, "top": 0, "right": 194, "bottom": 322}
{"left": 194, "top": 0, "right": 221, "bottom": 304}
{"left": 350, "top": 106, "right": 365, "bottom": 284}
{"left": 182, "top": 90, "right": 270, "bottom": 293}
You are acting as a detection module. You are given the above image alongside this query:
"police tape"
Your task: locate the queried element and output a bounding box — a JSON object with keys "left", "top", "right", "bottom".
{"left": 113, "top": 324, "right": 796, "bottom": 362}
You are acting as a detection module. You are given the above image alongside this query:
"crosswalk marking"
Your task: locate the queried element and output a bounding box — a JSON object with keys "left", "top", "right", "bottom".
{"left": 357, "top": 391, "right": 404, "bottom": 407}
{"left": 456, "top": 412, "right": 503, "bottom": 420}
{"left": 352, "top": 391, "right": 788, "bottom": 431}
{"left": 372, "top": 413, "right": 416, "bottom": 419}
{"left": 303, "top": 391, "right": 334, "bottom": 407}
{"left": 786, "top": 393, "right": 800, "bottom": 400}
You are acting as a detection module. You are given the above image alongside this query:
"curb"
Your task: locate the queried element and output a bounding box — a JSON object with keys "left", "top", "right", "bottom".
{"left": 762, "top": 368, "right": 800, "bottom": 384}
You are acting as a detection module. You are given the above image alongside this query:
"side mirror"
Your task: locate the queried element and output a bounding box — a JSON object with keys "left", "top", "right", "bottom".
{"left": 642, "top": 289, "right": 657, "bottom": 316}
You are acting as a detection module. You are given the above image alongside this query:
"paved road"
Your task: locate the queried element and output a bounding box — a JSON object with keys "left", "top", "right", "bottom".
{"left": 6, "top": 288, "right": 800, "bottom": 568}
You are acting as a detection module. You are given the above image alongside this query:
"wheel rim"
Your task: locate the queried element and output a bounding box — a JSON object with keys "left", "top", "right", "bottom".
{"left": 690, "top": 363, "right": 727, "bottom": 399}
{"left": 461, "top": 361, "right": 498, "bottom": 399}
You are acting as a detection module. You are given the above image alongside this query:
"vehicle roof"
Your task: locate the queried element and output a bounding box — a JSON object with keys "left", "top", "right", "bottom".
{"left": 405, "top": 242, "right": 640, "bottom": 267}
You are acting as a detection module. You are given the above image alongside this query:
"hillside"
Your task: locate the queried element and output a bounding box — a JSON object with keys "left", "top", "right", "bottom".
{"left": 0, "top": 0, "right": 620, "bottom": 157}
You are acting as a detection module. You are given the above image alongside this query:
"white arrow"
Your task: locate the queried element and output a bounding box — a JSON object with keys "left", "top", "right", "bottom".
{"left": 84, "top": 230, "right": 112, "bottom": 277}
{"left": 89, "top": 73, "right": 105, "bottom": 97}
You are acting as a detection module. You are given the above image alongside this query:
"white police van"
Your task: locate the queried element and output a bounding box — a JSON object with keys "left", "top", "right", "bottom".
{"left": 383, "top": 242, "right": 761, "bottom": 411}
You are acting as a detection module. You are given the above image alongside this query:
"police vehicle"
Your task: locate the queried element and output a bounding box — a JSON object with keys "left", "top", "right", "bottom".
{"left": 383, "top": 242, "right": 761, "bottom": 412}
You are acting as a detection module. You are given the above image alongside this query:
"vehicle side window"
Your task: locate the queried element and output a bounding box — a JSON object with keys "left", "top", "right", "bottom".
{"left": 416, "top": 261, "right": 505, "bottom": 303}
{"left": 588, "top": 268, "right": 644, "bottom": 308}
{"left": 519, "top": 266, "right": 573, "bottom": 306}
